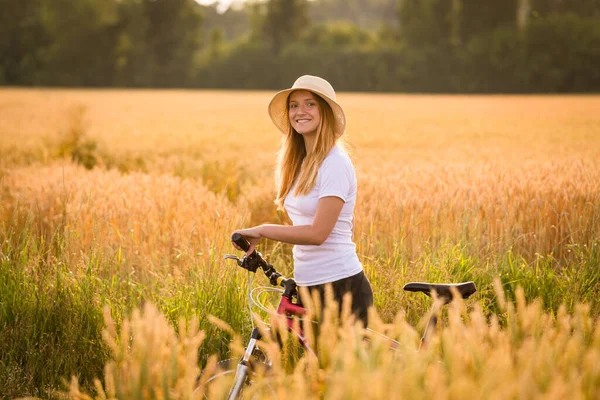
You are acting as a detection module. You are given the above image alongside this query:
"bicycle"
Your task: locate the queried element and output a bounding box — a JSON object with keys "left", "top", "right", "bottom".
{"left": 198, "top": 233, "right": 477, "bottom": 399}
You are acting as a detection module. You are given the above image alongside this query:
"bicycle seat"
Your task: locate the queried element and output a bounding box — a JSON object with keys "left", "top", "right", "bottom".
{"left": 403, "top": 281, "right": 477, "bottom": 304}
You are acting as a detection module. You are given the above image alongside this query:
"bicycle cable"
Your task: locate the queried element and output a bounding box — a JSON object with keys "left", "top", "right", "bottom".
{"left": 247, "top": 272, "right": 319, "bottom": 328}
{"left": 251, "top": 285, "right": 320, "bottom": 328}
{"left": 247, "top": 271, "right": 256, "bottom": 331}
{"left": 251, "top": 286, "right": 284, "bottom": 315}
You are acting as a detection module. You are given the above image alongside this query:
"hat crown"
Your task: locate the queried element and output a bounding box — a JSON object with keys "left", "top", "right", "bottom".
{"left": 292, "top": 75, "right": 337, "bottom": 102}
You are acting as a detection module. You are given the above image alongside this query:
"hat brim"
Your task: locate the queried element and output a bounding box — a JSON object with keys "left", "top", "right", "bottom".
{"left": 268, "top": 88, "right": 346, "bottom": 138}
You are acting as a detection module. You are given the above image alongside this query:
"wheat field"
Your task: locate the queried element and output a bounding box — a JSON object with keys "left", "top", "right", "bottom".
{"left": 0, "top": 89, "right": 599, "bottom": 398}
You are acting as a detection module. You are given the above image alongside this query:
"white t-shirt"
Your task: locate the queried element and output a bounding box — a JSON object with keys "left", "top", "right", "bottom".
{"left": 284, "top": 145, "right": 363, "bottom": 286}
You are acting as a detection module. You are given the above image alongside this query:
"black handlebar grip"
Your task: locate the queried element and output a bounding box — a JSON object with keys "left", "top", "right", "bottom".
{"left": 231, "top": 233, "right": 251, "bottom": 252}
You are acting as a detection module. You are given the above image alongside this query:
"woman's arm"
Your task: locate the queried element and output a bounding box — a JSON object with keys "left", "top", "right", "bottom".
{"left": 232, "top": 196, "right": 344, "bottom": 253}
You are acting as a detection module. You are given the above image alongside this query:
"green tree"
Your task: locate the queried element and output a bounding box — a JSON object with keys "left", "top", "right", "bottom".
{"left": 42, "top": 0, "right": 121, "bottom": 86}
{"left": 0, "top": 0, "right": 47, "bottom": 84}
{"left": 297, "top": 22, "right": 375, "bottom": 51}
{"left": 262, "top": 0, "right": 310, "bottom": 54}
{"left": 143, "top": 0, "right": 203, "bottom": 87}
{"left": 459, "top": 0, "right": 518, "bottom": 41}
{"left": 1, "top": 0, "right": 121, "bottom": 86}
{"left": 531, "top": 0, "right": 600, "bottom": 16}
{"left": 398, "top": 0, "right": 454, "bottom": 46}
{"left": 114, "top": 0, "right": 203, "bottom": 87}
{"left": 208, "top": 27, "right": 225, "bottom": 60}
{"left": 309, "top": 0, "right": 398, "bottom": 30}
{"left": 200, "top": 2, "right": 249, "bottom": 41}
{"left": 114, "top": 0, "right": 152, "bottom": 86}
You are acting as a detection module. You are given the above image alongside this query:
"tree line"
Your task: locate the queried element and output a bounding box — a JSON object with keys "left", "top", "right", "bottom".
{"left": 1, "top": 0, "right": 599, "bottom": 92}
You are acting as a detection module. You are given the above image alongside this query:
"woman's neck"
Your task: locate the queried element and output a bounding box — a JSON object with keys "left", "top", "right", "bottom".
{"left": 303, "top": 135, "right": 316, "bottom": 156}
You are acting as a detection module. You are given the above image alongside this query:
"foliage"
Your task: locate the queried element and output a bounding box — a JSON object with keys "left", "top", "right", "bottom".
{"left": 522, "top": 13, "right": 600, "bottom": 92}
{"left": 2, "top": 0, "right": 600, "bottom": 92}
{"left": 261, "top": 0, "right": 309, "bottom": 55}
{"left": 0, "top": 0, "right": 202, "bottom": 88}
{"left": 196, "top": 11, "right": 600, "bottom": 93}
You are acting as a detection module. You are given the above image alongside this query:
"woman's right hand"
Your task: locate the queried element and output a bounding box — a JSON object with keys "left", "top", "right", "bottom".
{"left": 231, "top": 226, "right": 263, "bottom": 255}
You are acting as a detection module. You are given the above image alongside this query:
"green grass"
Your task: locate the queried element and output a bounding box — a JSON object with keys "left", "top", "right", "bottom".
{"left": 0, "top": 214, "right": 248, "bottom": 398}
{"left": 1, "top": 209, "right": 598, "bottom": 398}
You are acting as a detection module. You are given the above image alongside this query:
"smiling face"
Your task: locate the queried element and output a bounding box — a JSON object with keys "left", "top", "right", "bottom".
{"left": 288, "top": 90, "right": 322, "bottom": 137}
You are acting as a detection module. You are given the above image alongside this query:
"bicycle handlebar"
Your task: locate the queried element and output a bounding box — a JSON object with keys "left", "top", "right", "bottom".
{"left": 229, "top": 233, "right": 295, "bottom": 297}
{"left": 231, "top": 233, "right": 252, "bottom": 252}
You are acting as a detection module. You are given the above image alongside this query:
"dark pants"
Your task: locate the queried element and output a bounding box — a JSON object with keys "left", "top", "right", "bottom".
{"left": 296, "top": 271, "right": 374, "bottom": 327}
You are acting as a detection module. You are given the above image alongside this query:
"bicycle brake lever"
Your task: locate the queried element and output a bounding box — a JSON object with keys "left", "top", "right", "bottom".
{"left": 224, "top": 254, "right": 243, "bottom": 266}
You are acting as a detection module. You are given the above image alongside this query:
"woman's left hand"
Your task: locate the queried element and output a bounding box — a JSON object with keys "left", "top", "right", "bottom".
{"left": 231, "top": 226, "right": 263, "bottom": 255}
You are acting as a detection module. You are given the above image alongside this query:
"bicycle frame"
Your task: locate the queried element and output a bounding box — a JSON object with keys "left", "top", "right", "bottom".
{"left": 223, "top": 279, "right": 307, "bottom": 400}
{"left": 220, "top": 234, "right": 477, "bottom": 399}
{"left": 276, "top": 295, "right": 309, "bottom": 346}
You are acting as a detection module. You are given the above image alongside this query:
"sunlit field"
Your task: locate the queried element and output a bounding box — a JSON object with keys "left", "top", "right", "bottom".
{"left": 1, "top": 89, "right": 599, "bottom": 398}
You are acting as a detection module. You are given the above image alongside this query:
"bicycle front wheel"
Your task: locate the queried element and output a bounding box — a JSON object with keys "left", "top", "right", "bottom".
{"left": 196, "top": 358, "right": 275, "bottom": 399}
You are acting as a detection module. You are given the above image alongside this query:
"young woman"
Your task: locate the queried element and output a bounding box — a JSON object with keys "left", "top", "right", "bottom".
{"left": 232, "top": 75, "right": 373, "bottom": 326}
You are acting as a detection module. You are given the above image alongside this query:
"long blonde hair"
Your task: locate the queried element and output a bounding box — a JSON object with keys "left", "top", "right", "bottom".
{"left": 274, "top": 93, "right": 347, "bottom": 210}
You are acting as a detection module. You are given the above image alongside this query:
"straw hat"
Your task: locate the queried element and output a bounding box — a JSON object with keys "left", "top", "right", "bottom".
{"left": 268, "top": 75, "right": 346, "bottom": 138}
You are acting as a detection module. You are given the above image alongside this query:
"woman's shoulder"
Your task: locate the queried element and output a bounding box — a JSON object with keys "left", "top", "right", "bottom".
{"left": 320, "top": 145, "right": 355, "bottom": 175}
{"left": 324, "top": 144, "right": 352, "bottom": 165}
